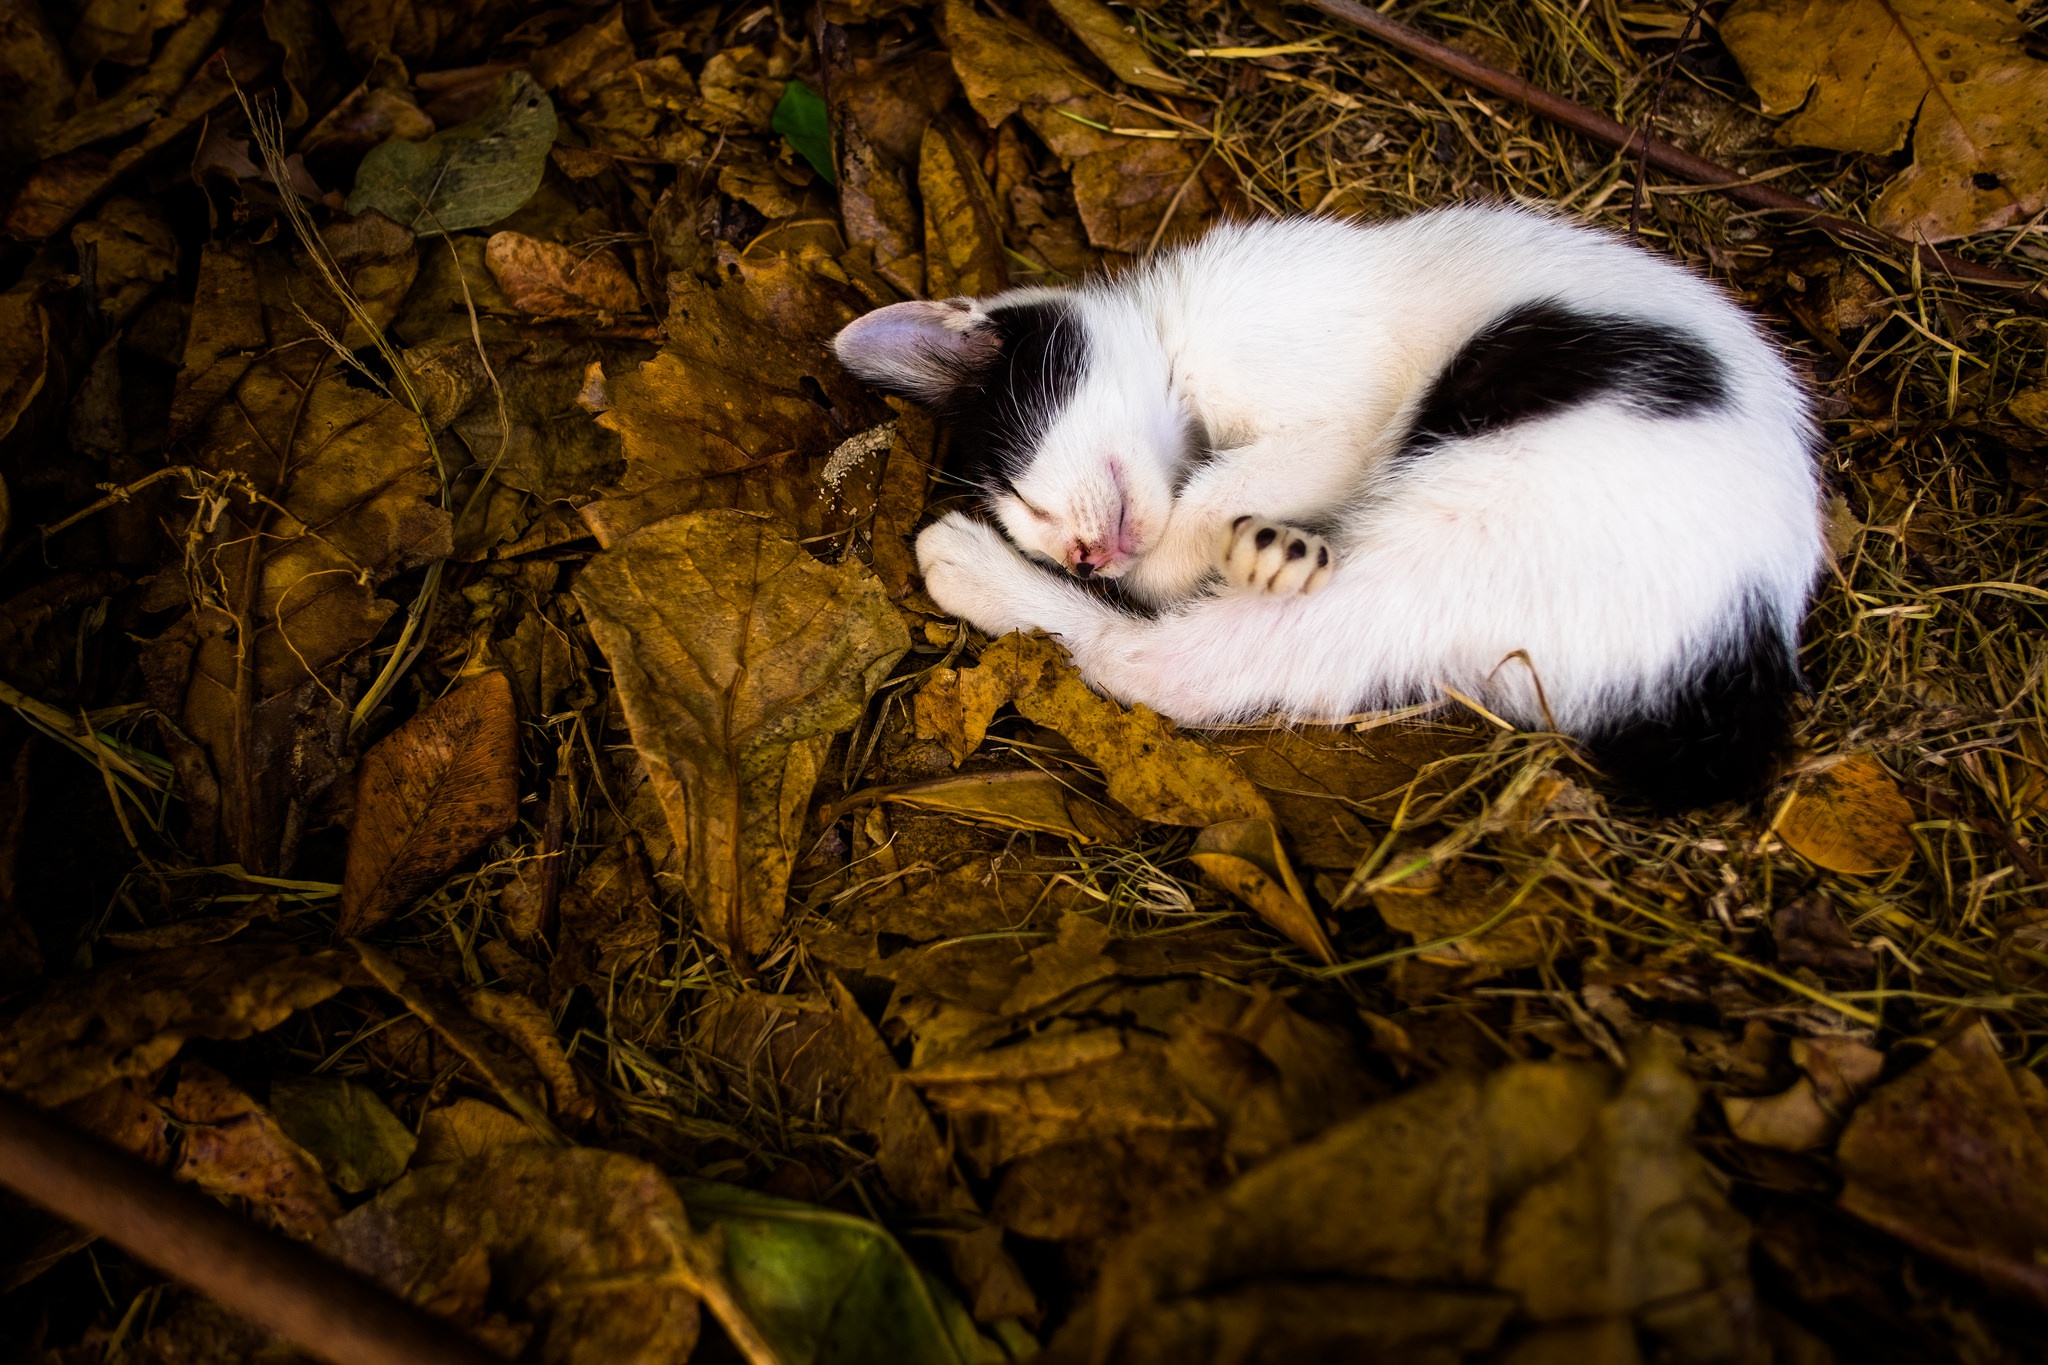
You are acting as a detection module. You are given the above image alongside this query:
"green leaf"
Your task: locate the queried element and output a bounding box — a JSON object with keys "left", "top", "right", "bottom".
{"left": 772, "top": 80, "right": 837, "bottom": 186}
{"left": 269, "top": 1075, "right": 418, "bottom": 1194}
{"left": 346, "top": 72, "right": 556, "bottom": 237}
{"left": 678, "top": 1180, "right": 1020, "bottom": 1365}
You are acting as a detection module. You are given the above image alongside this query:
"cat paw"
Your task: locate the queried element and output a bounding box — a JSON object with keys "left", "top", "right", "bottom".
{"left": 1221, "top": 517, "right": 1334, "bottom": 595}
{"left": 916, "top": 512, "right": 1038, "bottom": 635}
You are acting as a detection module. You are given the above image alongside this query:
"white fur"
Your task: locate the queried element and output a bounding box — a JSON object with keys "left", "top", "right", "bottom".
{"left": 865, "top": 207, "right": 1824, "bottom": 732}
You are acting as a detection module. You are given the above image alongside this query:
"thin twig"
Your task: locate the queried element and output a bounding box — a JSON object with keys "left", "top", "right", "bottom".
{"left": 1304, "top": 0, "right": 2042, "bottom": 292}
{"left": 0, "top": 1093, "right": 501, "bottom": 1365}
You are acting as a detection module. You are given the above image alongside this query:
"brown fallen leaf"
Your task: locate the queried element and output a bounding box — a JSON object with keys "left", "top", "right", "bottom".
{"left": 0, "top": 944, "right": 349, "bottom": 1106}
{"left": 340, "top": 670, "right": 521, "bottom": 936}
{"left": 574, "top": 510, "right": 910, "bottom": 959}
{"left": 878, "top": 770, "right": 1094, "bottom": 843}
{"left": 837, "top": 115, "right": 925, "bottom": 297}
{"left": 327, "top": 1145, "right": 701, "bottom": 1364}
{"left": 1189, "top": 818, "right": 1334, "bottom": 964}
{"left": 1047, "top": 0, "right": 1188, "bottom": 93}
{"left": 1723, "top": 1034, "right": 1883, "bottom": 1152}
{"left": 1218, "top": 723, "right": 1484, "bottom": 868}
{"left": 1723, "top": 0, "right": 2048, "bottom": 242}
{"left": 936, "top": 633, "right": 1272, "bottom": 827}
{"left": 1774, "top": 753, "right": 1917, "bottom": 875}
{"left": 581, "top": 246, "right": 886, "bottom": 547}
{"left": 920, "top": 118, "right": 1007, "bottom": 299}
{"left": 1836, "top": 1021, "right": 2048, "bottom": 1308}
{"left": 485, "top": 232, "right": 643, "bottom": 316}
{"left": 166, "top": 1062, "right": 341, "bottom": 1241}
{"left": 70, "top": 195, "right": 178, "bottom": 324}
{"left": 1373, "top": 859, "right": 1550, "bottom": 994}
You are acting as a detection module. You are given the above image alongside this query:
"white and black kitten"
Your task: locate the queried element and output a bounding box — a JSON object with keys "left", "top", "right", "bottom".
{"left": 833, "top": 206, "right": 1824, "bottom": 809}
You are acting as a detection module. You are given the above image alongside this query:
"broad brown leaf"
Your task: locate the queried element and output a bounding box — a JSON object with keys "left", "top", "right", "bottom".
{"left": 485, "top": 232, "right": 642, "bottom": 316}
{"left": 1836, "top": 1021, "right": 2048, "bottom": 1308}
{"left": 166, "top": 1062, "right": 341, "bottom": 1240}
{"left": 1047, "top": 0, "right": 1188, "bottom": 93}
{"left": 1774, "top": 752, "right": 1916, "bottom": 875}
{"left": 327, "top": 1145, "right": 701, "bottom": 1364}
{"left": 580, "top": 247, "right": 886, "bottom": 547}
{"left": 574, "top": 510, "right": 909, "bottom": 958}
{"left": 1723, "top": 0, "right": 2048, "bottom": 241}
{"left": 145, "top": 226, "right": 450, "bottom": 872}
{"left": 340, "top": 670, "right": 520, "bottom": 935}
{"left": 0, "top": 944, "right": 348, "bottom": 1106}
{"left": 838, "top": 116, "right": 926, "bottom": 297}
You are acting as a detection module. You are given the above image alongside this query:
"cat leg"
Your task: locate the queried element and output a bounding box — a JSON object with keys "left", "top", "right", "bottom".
{"left": 917, "top": 513, "right": 1134, "bottom": 641}
{"left": 1220, "top": 516, "right": 1335, "bottom": 595}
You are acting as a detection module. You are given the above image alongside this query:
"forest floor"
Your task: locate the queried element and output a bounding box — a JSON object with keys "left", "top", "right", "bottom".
{"left": 2, "top": 0, "right": 2048, "bottom": 1362}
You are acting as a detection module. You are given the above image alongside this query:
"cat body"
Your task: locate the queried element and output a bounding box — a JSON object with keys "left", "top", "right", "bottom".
{"left": 833, "top": 206, "right": 1824, "bottom": 807}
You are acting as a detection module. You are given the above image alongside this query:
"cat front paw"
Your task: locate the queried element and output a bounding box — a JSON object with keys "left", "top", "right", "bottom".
{"left": 916, "top": 512, "right": 1040, "bottom": 635}
{"left": 1221, "top": 516, "right": 1335, "bottom": 595}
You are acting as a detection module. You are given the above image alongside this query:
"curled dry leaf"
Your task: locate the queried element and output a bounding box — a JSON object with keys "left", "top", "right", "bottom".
{"left": 328, "top": 1146, "right": 702, "bottom": 1364}
{"left": 1046, "top": 0, "right": 1187, "bottom": 93}
{"left": 1774, "top": 753, "right": 1917, "bottom": 875}
{"left": 0, "top": 944, "right": 348, "bottom": 1106}
{"left": 1723, "top": 0, "right": 2048, "bottom": 242}
{"left": 574, "top": 510, "right": 910, "bottom": 959}
{"left": 876, "top": 769, "right": 1095, "bottom": 843}
{"left": 1723, "top": 1035, "right": 1883, "bottom": 1152}
{"left": 340, "top": 670, "right": 520, "bottom": 936}
{"left": 1836, "top": 1021, "right": 2048, "bottom": 1308}
{"left": 928, "top": 632, "right": 1271, "bottom": 827}
{"left": 347, "top": 71, "right": 556, "bottom": 236}
{"left": 1189, "top": 818, "right": 1333, "bottom": 964}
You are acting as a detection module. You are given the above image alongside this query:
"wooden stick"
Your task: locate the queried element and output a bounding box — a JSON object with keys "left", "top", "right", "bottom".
{"left": 0, "top": 1092, "right": 502, "bottom": 1365}
{"left": 1305, "top": 0, "right": 2041, "bottom": 293}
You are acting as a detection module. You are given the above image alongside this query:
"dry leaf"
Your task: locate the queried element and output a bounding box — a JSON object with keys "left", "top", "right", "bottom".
{"left": 1723, "top": 0, "right": 2048, "bottom": 241}
{"left": 485, "top": 232, "right": 643, "bottom": 316}
{"left": 1189, "top": 818, "right": 1334, "bottom": 964}
{"left": 920, "top": 119, "right": 1007, "bottom": 299}
{"left": 340, "top": 671, "right": 521, "bottom": 936}
{"left": 270, "top": 1075, "right": 418, "bottom": 1194}
{"left": 328, "top": 1146, "right": 701, "bottom": 1364}
{"left": 837, "top": 116, "right": 925, "bottom": 297}
{"left": 166, "top": 1062, "right": 341, "bottom": 1240}
{"left": 1047, "top": 0, "right": 1188, "bottom": 92}
{"left": 1836, "top": 1022, "right": 2048, "bottom": 1308}
{"left": 1771, "top": 890, "right": 1876, "bottom": 973}
{"left": 1774, "top": 753, "right": 1917, "bottom": 875}
{"left": 574, "top": 510, "right": 909, "bottom": 958}
{"left": 0, "top": 944, "right": 348, "bottom": 1106}
{"left": 1219, "top": 723, "right": 1483, "bottom": 868}
{"left": 880, "top": 770, "right": 1093, "bottom": 842}
{"left": 581, "top": 247, "right": 886, "bottom": 546}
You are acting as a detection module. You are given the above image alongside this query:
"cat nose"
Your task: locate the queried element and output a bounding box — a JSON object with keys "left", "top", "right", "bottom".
{"left": 1072, "top": 561, "right": 1096, "bottom": 579}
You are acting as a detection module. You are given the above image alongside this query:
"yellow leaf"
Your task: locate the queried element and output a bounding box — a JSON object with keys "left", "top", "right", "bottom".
{"left": 919, "top": 119, "right": 1008, "bottom": 299}
{"left": 573, "top": 510, "right": 910, "bottom": 959}
{"left": 1774, "top": 753, "right": 1917, "bottom": 875}
{"left": 1045, "top": 0, "right": 1189, "bottom": 93}
{"left": 1722, "top": 0, "right": 2048, "bottom": 241}
{"left": 882, "top": 770, "right": 1093, "bottom": 843}
{"left": 1191, "top": 818, "right": 1336, "bottom": 964}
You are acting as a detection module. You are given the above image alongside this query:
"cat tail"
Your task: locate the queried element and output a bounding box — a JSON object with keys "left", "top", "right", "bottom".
{"left": 1583, "top": 597, "right": 1803, "bottom": 813}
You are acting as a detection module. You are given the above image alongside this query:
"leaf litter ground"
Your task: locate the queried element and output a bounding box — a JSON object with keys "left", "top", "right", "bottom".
{"left": 1, "top": 0, "right": 2047, "bottom": 1362}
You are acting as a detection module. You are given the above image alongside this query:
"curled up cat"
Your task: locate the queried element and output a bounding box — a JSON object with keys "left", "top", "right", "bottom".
{"left": 832, "top": 206, "right": 1825, "bottom": 811}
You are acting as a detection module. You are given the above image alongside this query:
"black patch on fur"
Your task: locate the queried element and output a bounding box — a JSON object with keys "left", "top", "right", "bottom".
{"left": 1586, "top": 599, "right": 1801, "bottom": 812}
{"left": 1405, "top": 301, "right": 1726, "bottom": 450}
{"left": 941, "top": 300, "right": 1088, "bottom": 491}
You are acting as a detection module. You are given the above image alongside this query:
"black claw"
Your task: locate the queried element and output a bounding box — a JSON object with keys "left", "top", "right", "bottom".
{"left": 1254, "top": 527, "right": 1277, "bottom": 550}
{"left": 1316, "top": 546, "right": 1330, "bottom": 567}
{"left": 1231, "top": 515, "right": 1252, "bottom": 531}
{"left": 1286, "top": 540, "right": 1307, "bottom": 560}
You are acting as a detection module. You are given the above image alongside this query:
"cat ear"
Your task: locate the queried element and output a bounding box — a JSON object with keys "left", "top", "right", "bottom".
{"left": 833, "top": 299, "right": 1002, "bottom": 408}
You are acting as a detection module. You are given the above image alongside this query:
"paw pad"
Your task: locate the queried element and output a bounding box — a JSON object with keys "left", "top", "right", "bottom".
{"left": 1220, "top": 518, "right": 1335, "bottom": 596}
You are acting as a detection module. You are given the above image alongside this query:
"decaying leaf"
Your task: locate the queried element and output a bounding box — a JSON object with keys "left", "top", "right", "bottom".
{"left": 878, "top": 770, "right": 1094, "bottom": 843}
{"left": 348, "top": 71, "right": 556, "bottom": 236}
{"left": 1836, "top": 1021, "right": 2048, "bottom": 1308}
{"left": 340, "top": 670, "right": 520, "bottom": 935}
{"left": 167, "top": 1062, "right": 342, "bottom": 1240}
{"left": 270, "top": 1075, "right": 419, "bottom": 1194}
{"left": 328, "top": 1146, "right": 701, "bottom": 1364}
{"left": 920, "top": 119, "right": 1007, "bottom": 299}
{"left": 1047, "top": 0, "right": 1188, "bottom": 92}
{"left": 1052, "top": 1037, "right": 1755, "bottom": 1363}
{"left": 1774, "top": 753, "right": 1917, "bottom": 875}
{"left": 1723, "top": 0, "right": 2048, "bottom": 241}
{"left": 0, "top": 944, "right": 348, "bottom": 1107}
{"left": 575, "top": 510, "right": 909, "bottom": 958}
{"left": 1723, "top": 1035, "right": 1883, "bottom": 1152}
{"left": 837, "top": 116, "right": 925, "bottom": 297}
{"left": 1772, "top": 889, "right": 1876, "bottom": 973}
{"left": 485, "top": 232, "right": 643, "bottom": 316}
{"left": 1218, "top": 723, "right": 1483, "bottom": 868}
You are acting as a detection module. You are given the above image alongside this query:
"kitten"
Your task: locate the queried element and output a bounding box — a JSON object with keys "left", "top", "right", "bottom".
{"left": 833, "top": 206, "right": 1824, "bottom": 809}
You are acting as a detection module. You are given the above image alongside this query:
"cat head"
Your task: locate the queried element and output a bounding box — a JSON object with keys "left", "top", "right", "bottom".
{"left": 833, "top": 293, "right": 1187, "bottom": 580}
